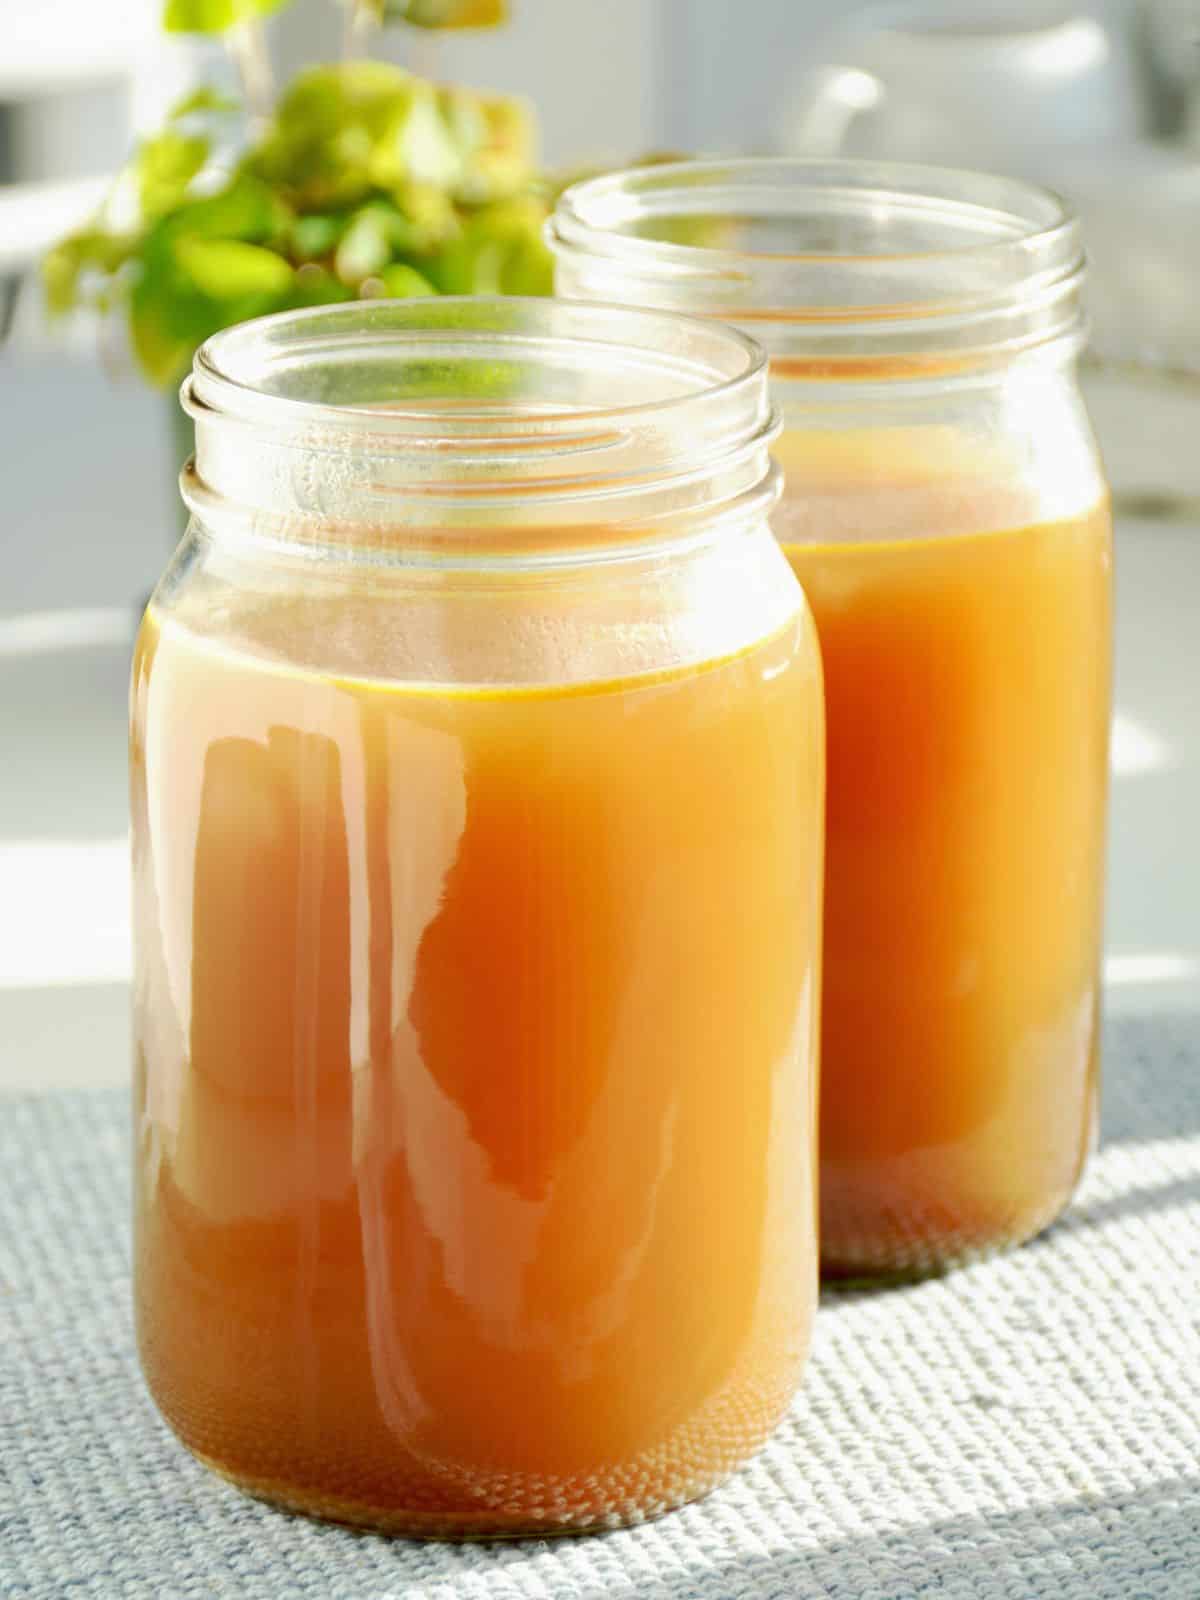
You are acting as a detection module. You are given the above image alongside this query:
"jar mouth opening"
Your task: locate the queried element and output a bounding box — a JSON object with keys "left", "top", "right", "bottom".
{"left": 188, "top": 295, "right": 768, "bottom": 444}
{"left": 549, "top": 159, "right": 1085, "bottom": 367}
{"left": 551, "top": 158, "right": 1075, "bottom": 274}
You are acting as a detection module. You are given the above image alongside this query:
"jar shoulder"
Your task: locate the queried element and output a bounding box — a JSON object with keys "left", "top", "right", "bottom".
{"left": 772, "top": 371, "right": 1108, "bottom": 545}
{"left": 146, "top": 520, "right": 808, "bottom": 693}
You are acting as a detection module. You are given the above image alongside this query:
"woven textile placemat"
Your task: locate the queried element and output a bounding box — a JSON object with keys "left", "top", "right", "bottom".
{"left": 3, "top": 1013, "right": 1198, "bottom": 1600}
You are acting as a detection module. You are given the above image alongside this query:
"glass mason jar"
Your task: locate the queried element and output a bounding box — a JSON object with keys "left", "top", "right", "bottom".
{"left": 130, "top": 298, "right": 824, "bottom": 1536}
{"left": 551, "top": 161, "right": 1113, "bottom": 1280}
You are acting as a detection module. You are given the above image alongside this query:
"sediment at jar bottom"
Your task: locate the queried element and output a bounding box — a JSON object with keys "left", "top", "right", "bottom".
{"left": 774, "top": 432, "right": 1111, "bottom": 1279}
{"left": 140, "top": 1249, "right": 801, "bottom": 1536}
{"left": 130, "top": 599, "right": 823, "bottom": 1533}
{"left": 817, "top": 1110, "right": 1097, "bottom": 1283}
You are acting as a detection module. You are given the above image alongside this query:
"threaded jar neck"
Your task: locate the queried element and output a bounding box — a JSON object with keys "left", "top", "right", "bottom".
{"left": 181, "top": 297, "right": 781, "bottom": 566}
{"left": 549, "top": 158, "right": 1087, "bottom": 382}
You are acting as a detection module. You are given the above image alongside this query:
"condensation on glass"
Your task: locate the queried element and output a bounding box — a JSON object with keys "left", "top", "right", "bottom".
{"left": 130, "top": 298, "right": 825, "bottom": 1535}
{"left": 552, "top": 160, "right": 1113, "bottom": 1280}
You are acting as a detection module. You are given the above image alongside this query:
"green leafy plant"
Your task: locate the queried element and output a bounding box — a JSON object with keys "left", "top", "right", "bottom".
{"left": 44, "top": 0, "right": 557, "bottom": 386}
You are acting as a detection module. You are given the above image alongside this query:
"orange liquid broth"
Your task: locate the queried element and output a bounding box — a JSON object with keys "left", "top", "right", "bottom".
{"left": 775, "top": 428, "right": 1112, "bottom": 1278}
{"left": 130, "top": 596, "right": 823, "bottom": 1535}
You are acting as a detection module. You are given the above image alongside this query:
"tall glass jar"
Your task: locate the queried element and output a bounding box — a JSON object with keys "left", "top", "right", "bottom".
{"left": 552, "top": 161, "right": 1112, "bottom": 1280}
{"left": 130, "top": 298, "right": 824, "bottom": 1535}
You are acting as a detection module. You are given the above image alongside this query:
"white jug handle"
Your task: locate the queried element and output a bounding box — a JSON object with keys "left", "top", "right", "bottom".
{"left": 785, "top": 65, "right": 886, "bottom": 155}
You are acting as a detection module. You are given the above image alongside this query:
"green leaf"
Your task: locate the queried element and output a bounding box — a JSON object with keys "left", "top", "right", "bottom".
{"left": 174, "top": 237, "right": 293, "bottom": 297}
{"left": 245, "top": 63, "right": 471, "bottom": 209}
{"left": 381, "top": 85, "right": 462, "bottom": 190}
{"left": 247, "top": 63, "right": 417, "bottom": 208}
{"left": 168, "top": 86, "right": 241, "bottom": 120}
{"left": 126, "top": 173, "right": 295, "bottom": 385}
{"left": 497, "top": 226, "right": 553, "bottom": 296}
{"left": 136, "top": 131, "right": 210, "bottom": 222}
{"left": 291, "top": 213, "right": 346, "bottom": 262}
{"left": 388, "top": 181, "right": 456, "bottom": 251}
{"left": 129, "top": 246, "right": 293, "bottom": 385}
{"left": 282, "top": 264, "right": 354, "bottom": 310}
{"left": 331, "top": 197, "right": 454, "bottom": 287}
{"left": 42, "top": 249, "right": 79, "bottom": 316}
{"left": 42, "top": 229, "right": 134, "bottom": 316}
{"left": 427, "top": 197, "right": 551, "bottom": 295}
{"left": 130, "top": 288, "right": 192, "bottom": 386}
{"left": 378, "top": 0, "right": 507, "bottom": 27}
{"left": 430, "top": 235, "right": 503, "bottom": 295}
{"left": 436, "top": 85, "right": 488, "bottom": 159}
{"left": 164, "top": 0, "right": 292, "bottom": 34}
{"left": 165, "top": 173, "right": 292, "bottom": 244}
{"left": 441, "top": 88, "right": 537, "bottom": 203}
{"left": 378, "top": 262, "right": 435, "bottom": 297}
{"left": 334, "top": 204, "right": 396, "bottom": 285}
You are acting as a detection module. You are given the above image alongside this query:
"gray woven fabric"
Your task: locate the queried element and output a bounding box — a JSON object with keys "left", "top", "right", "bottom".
{"left": 3, "top": 1013, "right": 1199, "bottom": 1600}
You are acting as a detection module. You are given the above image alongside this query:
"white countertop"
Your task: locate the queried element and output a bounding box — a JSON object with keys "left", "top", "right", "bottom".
{"left": 1, "top": 347, "right": 1197, "bottom": 1092}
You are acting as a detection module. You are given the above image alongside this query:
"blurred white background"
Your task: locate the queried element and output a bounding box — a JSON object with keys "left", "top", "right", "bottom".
{"left": 2, "top": 0, "right": 1198, "bottom": 1089}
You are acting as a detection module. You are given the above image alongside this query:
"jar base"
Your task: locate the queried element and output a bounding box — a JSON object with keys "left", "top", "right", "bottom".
{"left": 191, "top": 1448, "right": 728, "bottom": 1541}
{"left": 819, "top": 1180, "right": 1085, "bottom": 1287}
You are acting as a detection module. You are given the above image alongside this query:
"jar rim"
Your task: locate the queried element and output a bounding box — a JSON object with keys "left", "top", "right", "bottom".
{"left": 187, "top": 295, "right": 769, "bottom": 439}
{"left": 553, "top": 157, "right": 1074, "bottom": 262}
{"left": 548, "top": 158, "right": 1086, "bottom": 370}
{"left": 181, "top": 297, "right": 782, "bottom": 552}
